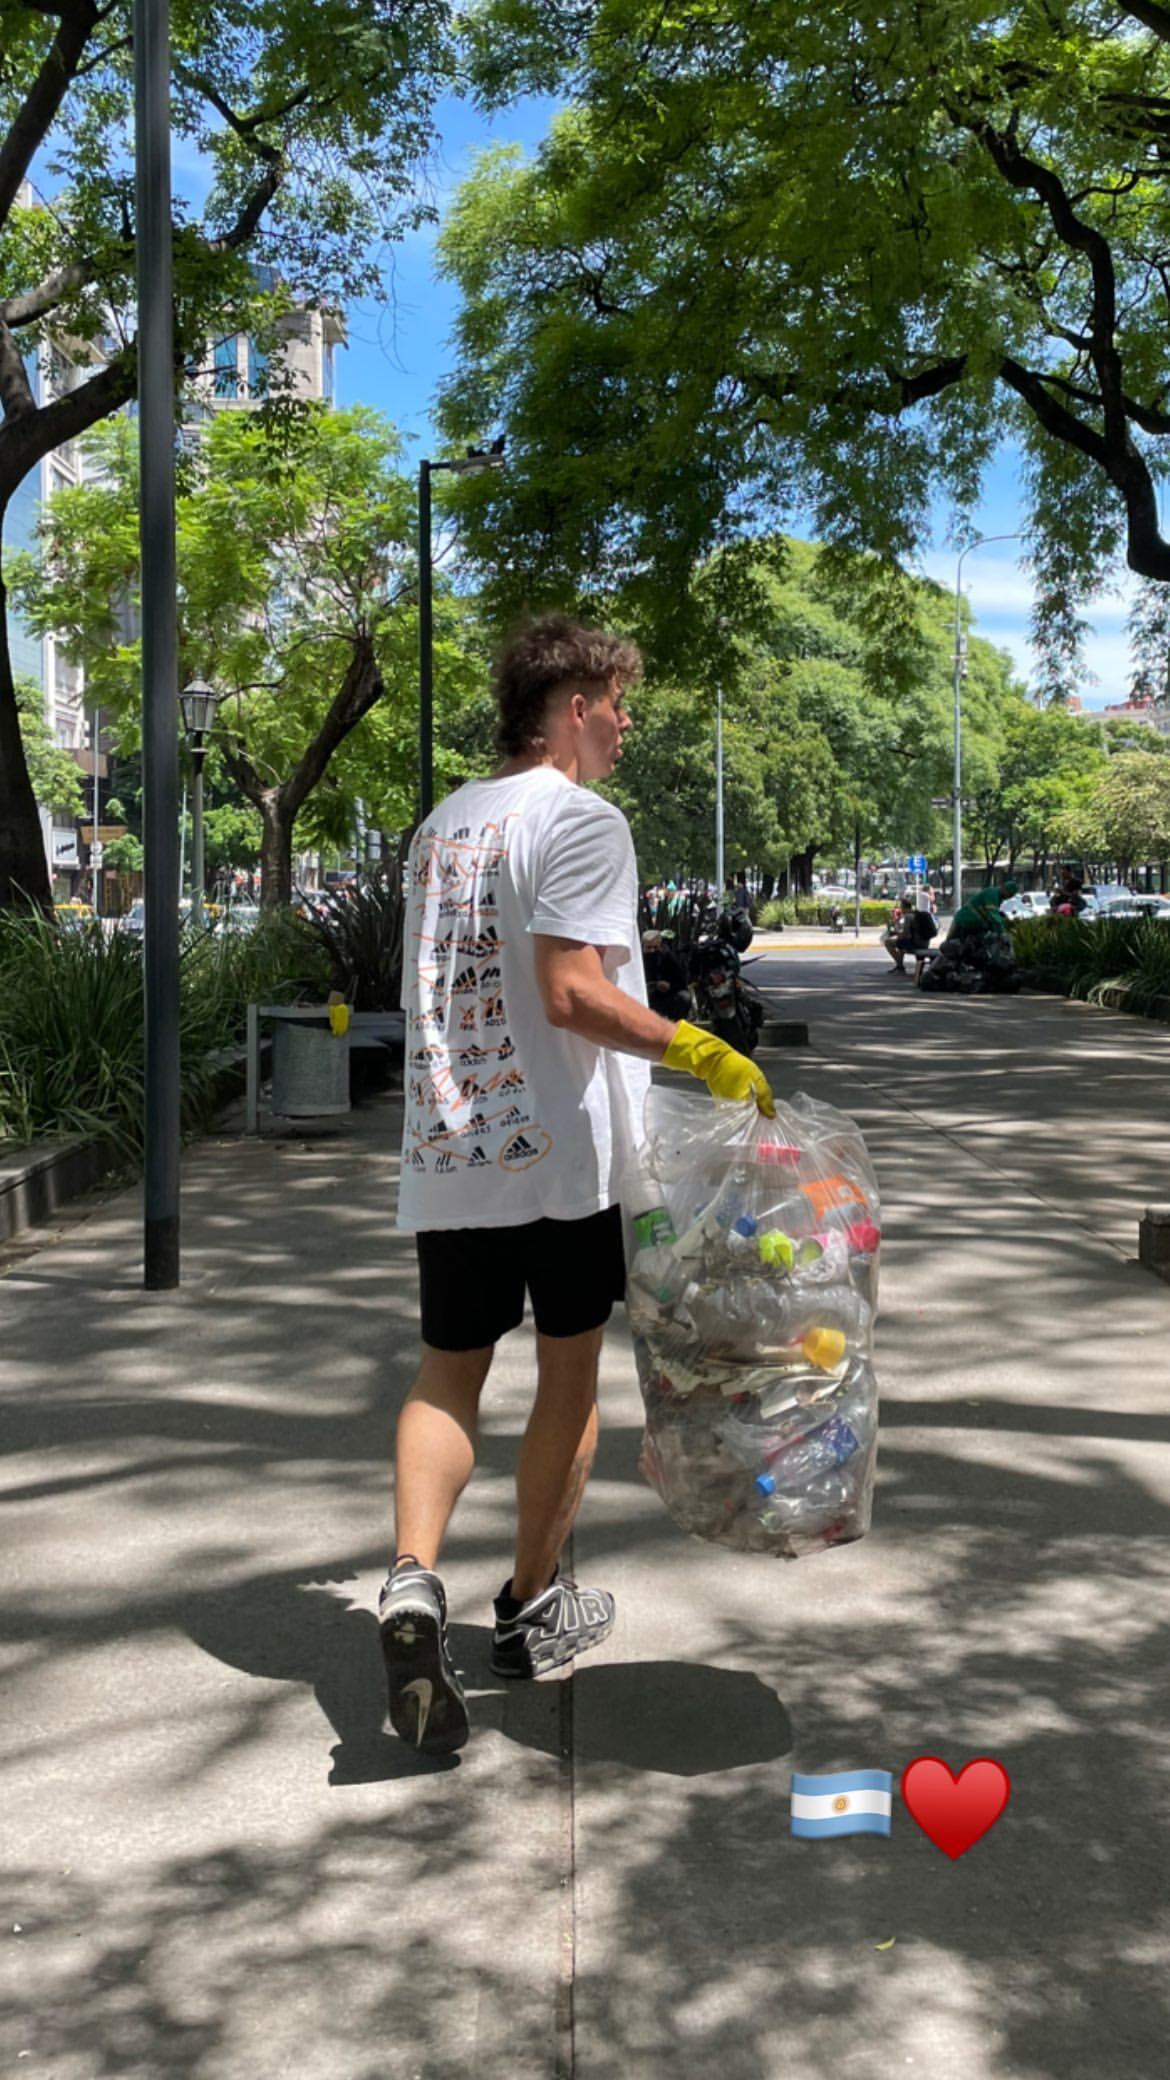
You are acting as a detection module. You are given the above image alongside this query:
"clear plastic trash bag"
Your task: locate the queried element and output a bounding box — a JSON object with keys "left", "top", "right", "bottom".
{"left": 623, "top": 1086, "right": 881, "bottom": 1558}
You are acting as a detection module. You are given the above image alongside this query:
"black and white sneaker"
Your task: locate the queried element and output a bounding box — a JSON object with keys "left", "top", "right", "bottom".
{"left": 378, "top": 1560, "right": 469, "bottom": 1754}
{"left": 491, "top": 1574, "right": 615, "bottom": 1680}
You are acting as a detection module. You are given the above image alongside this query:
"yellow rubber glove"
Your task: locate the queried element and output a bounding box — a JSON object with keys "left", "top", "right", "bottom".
{"left": 661, "top": 1019, "right": 775, "bottom": 1116}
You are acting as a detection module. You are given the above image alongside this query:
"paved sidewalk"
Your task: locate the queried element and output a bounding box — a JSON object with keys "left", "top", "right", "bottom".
{"left": 3, "top": 957, "right": 1170, "bottom": 2078}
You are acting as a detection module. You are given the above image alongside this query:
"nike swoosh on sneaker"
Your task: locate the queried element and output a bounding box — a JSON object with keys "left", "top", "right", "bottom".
{"left": 402, "top": 1676, "right": 434, "bottom": 1745}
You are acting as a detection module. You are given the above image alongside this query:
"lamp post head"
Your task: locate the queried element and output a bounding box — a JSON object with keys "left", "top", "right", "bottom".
{"left": 425, "top": 439, "right": 507, "bottom": 478}
{"left": 180, "top": 677, "right": 220, "bottom": 745}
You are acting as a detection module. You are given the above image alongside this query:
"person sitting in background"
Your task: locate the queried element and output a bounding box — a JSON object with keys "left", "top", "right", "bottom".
{"left": 885, "top": 892, "right": 937, "bottom": 975}
{"left": 641, "top": 929, "right": 692, "bottom": 1021}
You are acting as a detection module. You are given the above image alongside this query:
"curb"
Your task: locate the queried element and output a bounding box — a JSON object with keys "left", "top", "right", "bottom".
{"left": 0, "top": 1036, "right": 272, "bottom": 1250}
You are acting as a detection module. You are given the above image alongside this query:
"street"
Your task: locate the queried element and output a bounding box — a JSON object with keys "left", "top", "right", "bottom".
{"left": 2, "top": 946, "right": 1169, "bottom": 2079}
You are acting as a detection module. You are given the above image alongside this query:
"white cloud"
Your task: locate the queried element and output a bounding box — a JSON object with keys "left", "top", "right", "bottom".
{"left": 916, "top": 549, "right": 1141, "bottom": 702}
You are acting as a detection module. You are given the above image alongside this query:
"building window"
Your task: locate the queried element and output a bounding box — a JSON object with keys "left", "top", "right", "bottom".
{"left": 247, "top": 338, "right": 268, "bottom": 395}
{"left": 214, "top": 335, "right": 240, "bottom": 397}
{"left": 49, "top": 346, "right": 77, "bottom": 398}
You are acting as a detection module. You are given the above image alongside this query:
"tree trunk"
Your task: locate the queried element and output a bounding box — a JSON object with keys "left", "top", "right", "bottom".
{"left": 0, "top": 559, "right": 51, "bottom": 910}
{"left": 258, "top": 789, "right": 295, "bottom": 909}
{"left": 789, "top": 846, "right": 817, "bottom": 895}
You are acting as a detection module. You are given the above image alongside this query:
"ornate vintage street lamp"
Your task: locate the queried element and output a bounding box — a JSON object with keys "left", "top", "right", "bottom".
{"left": 179, "top": 678, "right": 220, "bottom": 928}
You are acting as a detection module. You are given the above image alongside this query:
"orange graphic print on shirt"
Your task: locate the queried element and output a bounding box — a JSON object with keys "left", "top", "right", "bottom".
{"left": 404, "top": 813, "right": 551, "bottom": 1180}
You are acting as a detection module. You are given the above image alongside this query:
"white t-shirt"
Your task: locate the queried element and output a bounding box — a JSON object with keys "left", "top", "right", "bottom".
{"left": 396, "top": 766, "right": 651, "bottom": 1232}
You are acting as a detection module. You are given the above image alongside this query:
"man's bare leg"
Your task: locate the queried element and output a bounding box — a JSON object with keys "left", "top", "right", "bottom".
{"left": 510, "top": 1326, "right": 603, "bottom": 1600}
{"left": 393, "top": 1342, "right": 494, "bottom": 1568}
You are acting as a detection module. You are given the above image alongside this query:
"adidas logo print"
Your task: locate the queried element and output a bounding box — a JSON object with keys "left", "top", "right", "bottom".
{"left": 409, "top": 1148, "right": 426, "bottom": 1169}
{"left": 497, "top": 1037, "right": 515, "bottom": 1059}
{"left": 452, "top": 826, "right": 471, "bottom": 840}
{"left": 436, "top": 1152, "right": 455, "bottom": 1173}
{"left": 478, "top": 963, "right": 502, "bottom": 985}
{"left": 458, "top": 1045, "right": 488, "bottom": 1064}
{"left": 502, "top": 1134, "right": 539, "bottom": 1163}
{"left": 452, "top": 965, "right": 478, "bottom": 993}
{"left": 467, "top": 1146, "right": 489, "bottom": 1168}
{"left": 499, "top": 1106, "right": 527, "bottom": 1128}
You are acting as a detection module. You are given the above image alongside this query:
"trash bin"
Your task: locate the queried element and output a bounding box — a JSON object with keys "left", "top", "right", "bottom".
{"left": 269, "top": 1013, "right": 350, "bottom": 1118}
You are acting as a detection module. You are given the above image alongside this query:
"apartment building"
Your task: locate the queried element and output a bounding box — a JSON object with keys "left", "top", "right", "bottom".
{"left": 7, "top": 336, "right": 91, "bottom": 898}
{"left": 5, "top": 188, "right": 346, "bottom": 899}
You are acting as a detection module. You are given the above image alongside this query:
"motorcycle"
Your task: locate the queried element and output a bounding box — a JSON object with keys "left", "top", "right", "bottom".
{"left": 688, "top": 910, "right": 766, "bottom": 1054}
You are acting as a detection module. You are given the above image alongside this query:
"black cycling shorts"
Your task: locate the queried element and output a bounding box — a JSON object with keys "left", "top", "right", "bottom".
{"left": 416, "top": 1204, "right": 626, "bottom": 1350}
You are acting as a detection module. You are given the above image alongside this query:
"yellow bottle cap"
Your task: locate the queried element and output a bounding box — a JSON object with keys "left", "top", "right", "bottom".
{"left": 802, "top": 1327, "right": 847, "bottom": 1370}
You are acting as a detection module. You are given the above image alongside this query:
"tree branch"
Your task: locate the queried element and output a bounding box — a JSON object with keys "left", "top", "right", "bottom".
{"left": 1000, "top": 355, "right": 1170, "bottom": 580}
{"left": 974, "top": 120, "right": 1128, "bottom": 447}
{"left": 1, "top": 258, "right": 94, "bottom": 327}
{"left": 220, "top": 738, "right": 266, "bottom": 809}
{"left": 0, "top": 1, "right": 99, "bottom": 227}
{"left": 998, "top": 353, "right": 1111, "bottom": 464}
{"left": 172, "top": 61, "right": 313, "bottom": 147}
{"left": 1118, "top": 0, "right": 1170, "bottom": 41}
{"left": 0, "top": 319, "right": 37, "bottom": 427}
{"left": 281, "top": 631, "right": 383, "bottom": 816}
{"left": 0, "top": 348, "right": 135, "bottom": 499}
{"left": 216, "top": 161, "right": 284, "bottom": 251}
{"left": 1037, "top": 367, "right": 1170, "bottom": 437}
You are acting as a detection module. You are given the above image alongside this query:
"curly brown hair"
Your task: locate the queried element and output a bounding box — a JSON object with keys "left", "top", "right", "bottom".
{"left": 492, "top": 613, "right": 642, "bottom": 758}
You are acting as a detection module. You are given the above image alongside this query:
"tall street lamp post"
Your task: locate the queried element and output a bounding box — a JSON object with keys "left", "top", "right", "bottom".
{"left": 418, "top": 442, "right": 505, "bottom": 820}
{"left": 135, "top": 0, "right": 181, "bottom": 1289}
{"left": 715, "top": 683, "right": 725, "bottom": 900}
{"left": 952, "top": 531, "right": 1022, "bottom": 912}
{"left": 179, "top": 679, "right": 219, "bottom": 928}
{"left": 89, "top": 707, "right": 102, "bottom": 923}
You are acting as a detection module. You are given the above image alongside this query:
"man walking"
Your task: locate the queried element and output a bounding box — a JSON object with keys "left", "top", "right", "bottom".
{"left": 380, "top": 615, "right": 773, "bottom": 1753}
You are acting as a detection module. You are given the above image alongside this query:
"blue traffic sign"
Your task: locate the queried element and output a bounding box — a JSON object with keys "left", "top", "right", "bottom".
{"left": 906, "top": 853, "right": 928, "bottom": 874}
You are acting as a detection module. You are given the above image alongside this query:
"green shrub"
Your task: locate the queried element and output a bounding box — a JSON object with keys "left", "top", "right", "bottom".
{"left": 758, "top": 898, "right": 896, "bottom": 929}
{"left": 302, "top": 867, "right": 406, "bottom": 1011}
{"left": 0, "top": 907, "right": 325, "bottom": 1154}
{"left": 1011, "top": 913, "right": 1170, "bottom": 1016}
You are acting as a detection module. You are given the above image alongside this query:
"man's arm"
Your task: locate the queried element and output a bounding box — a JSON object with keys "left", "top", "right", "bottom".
{"left": 533, "top": 936, "right": 774, "bottom": 1114}
{"left": 533, "top": 936, "right": 678, "bottom": 1059}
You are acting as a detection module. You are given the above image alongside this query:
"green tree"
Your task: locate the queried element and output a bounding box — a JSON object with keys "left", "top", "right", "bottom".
{"left": 976, "top": 704, "right": 1110, "bottom": 879}
{"left": 600, "top": 536, "right": 1025, "bottom": 887}
{"left": 1072, "top": 745, "right": 1170, "bottom": 877}
{"left": 14, "top": 672, "right": 83, "bottom": 815}
{"left": 201, "top": 803, "right": 261, "bottom": 883}
{"left": 13, "top": 403, "right": 453, "bottom": 906}
{"left": 0, "top": 0, "right": 454, "bottom": 909}
{"left": 443, "top": 1, "right": 1170, "bottom": 683}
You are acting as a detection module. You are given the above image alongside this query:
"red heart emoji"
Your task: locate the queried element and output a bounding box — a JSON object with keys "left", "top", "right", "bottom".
{"left": 901, "top": 1756, "right": 1011, "bottom": 1859}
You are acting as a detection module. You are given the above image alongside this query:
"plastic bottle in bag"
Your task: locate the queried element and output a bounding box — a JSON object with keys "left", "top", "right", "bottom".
{"left": 755, "top": 1468, "right": 855, "bottom": 1536}
{"left": 756, "top": 1413, "right": 859, "bottom": 1492}
{"left": 629, "top": 1242, "right": 690, "bottom": 1307}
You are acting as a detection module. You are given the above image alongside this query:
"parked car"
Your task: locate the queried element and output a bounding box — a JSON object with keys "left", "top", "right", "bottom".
{"left": 1000, "top": 891, "right": 1051, "bottom": 921}
{"left": 1087, "top": 893, "right": 1170, "bottom": 922}
{"left": 53, "top": 900, "right": 94, "bottom": 933}
{"left": 217, "top": 903, "right": 261, "bottom": 935}
{"left": 116, "top": 899, "right": 217, "bottom": 938}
